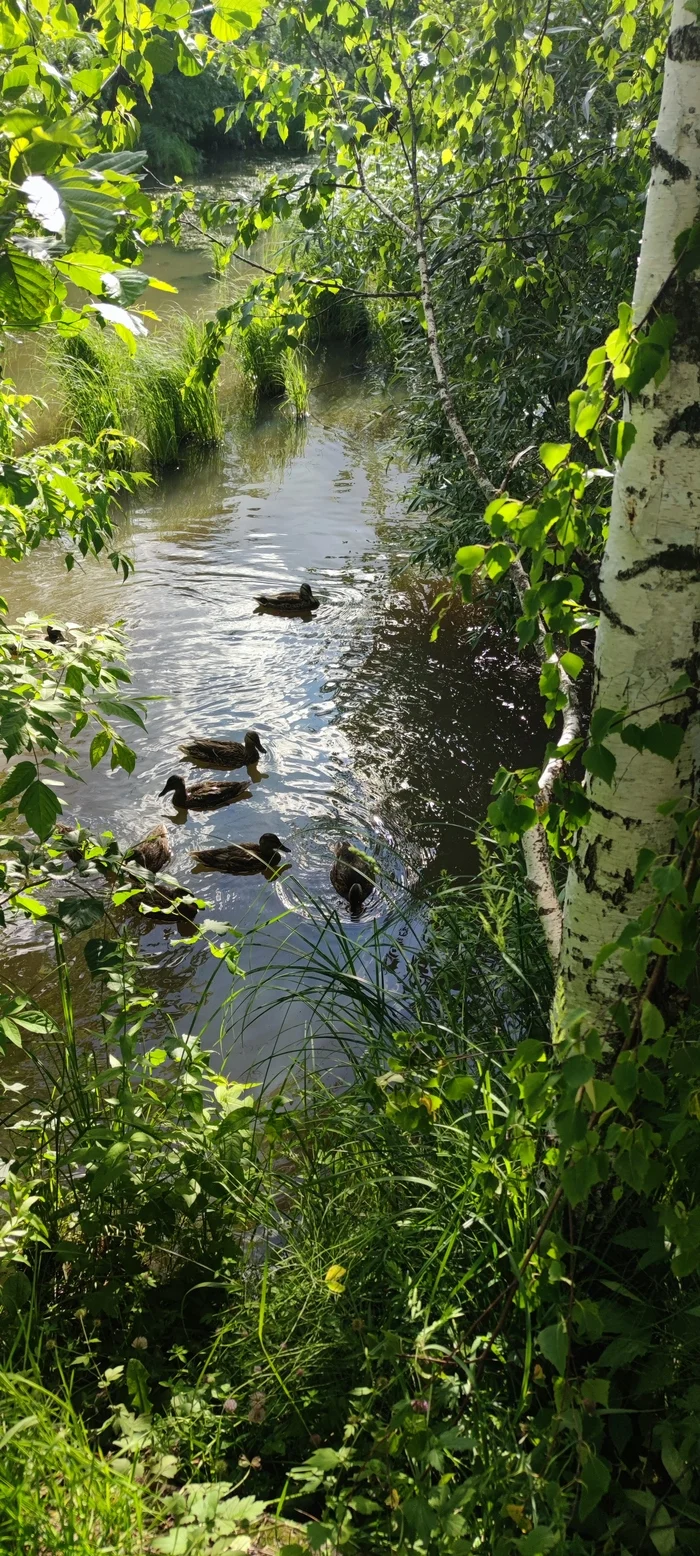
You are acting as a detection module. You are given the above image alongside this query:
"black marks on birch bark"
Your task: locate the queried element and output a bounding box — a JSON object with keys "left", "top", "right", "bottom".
{"left": 651, "top": 139, "right": 691, "bottom": 183}
{"left": 667, "top": 23, "right": 700, "bottom": 63}
{"left": 616, "top": 543, "right": 700, "bottom": 582}
{"left": 655, "top": 402, "right": 700, "bottom": 447}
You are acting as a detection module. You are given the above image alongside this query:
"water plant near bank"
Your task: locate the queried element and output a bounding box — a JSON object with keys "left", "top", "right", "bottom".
{"left": 57, "top": 319, "right": 223, "bottom": 471}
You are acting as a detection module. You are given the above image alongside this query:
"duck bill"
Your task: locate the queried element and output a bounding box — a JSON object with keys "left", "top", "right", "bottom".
{"left": 255, "top": 742, "right": 266, "bottom": 756}
{"left": 158, "top": 785, "right": 170, "bottom": 797}
{"left": 279, "top": 843, "right": 290, "bottom": 852}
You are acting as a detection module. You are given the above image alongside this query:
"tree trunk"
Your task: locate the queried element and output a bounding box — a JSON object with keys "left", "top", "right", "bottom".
{"left": 559, "top": 0, "right": 700, "bottom": 1022}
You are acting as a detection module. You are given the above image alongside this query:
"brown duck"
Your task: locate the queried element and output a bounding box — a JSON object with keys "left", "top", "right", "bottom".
{"left": 140, "top": 882, "right": 199, "bottom": 922}
{"left": 330, "top": 843, "right": 376, "bottom": 913}
{"left": 179, "top": 731, "right": 266, "bottom": 769}
{"left": 255, "top": 583, "right": 319, "bottom": 613}
{"left": 159, "top": 775, "right": 251, "bottom": 811}
{"left": 126, "top": 822, "right": 172, "bottom": 873}
{"left": 191, "top": 832, "right": 290, "bottom": 874}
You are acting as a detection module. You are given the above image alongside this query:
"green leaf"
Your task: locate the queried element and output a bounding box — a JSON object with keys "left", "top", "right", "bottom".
{"left": 90, "top": 731, "right": 110, "bottom": 768}
{"left": 560, "top": 651, "right": 584, "bottom": 680}
{"left": 539, "top": 441, "right": 571, "bottom": 472}
{"left": 634, "top": 848, "right": 656, "bottom": 888}
{"left": 20, "top": 780, "right": 61, "bottom": 840}
{"left": 110, "top": 740, "right": 136, "bottom": 775}
{"left": 561, "top": 1154, "right": 598, "bottom": 1207}
{"left": 610, "top": 420, "right": 637, "bottom": 462}
{"left": 55, "top": 896, "right": 105, "bottom": 934}
{"left": 0, "top": 761, "right": 37, "bottom": 804}
{"left": 144, "top": 36, "right": 175, "bottom": 73}
{"left": 96, "top": 699, "right": 146, "bottom": 731}
{"left": 641, "top": 721, "right": 684, "bottom": 762}
{"left": 517, "top": 1531, "right": 560, "bottom": 1556}
{"left": 126, "top": 1356, "right": 151, "bottom": 1414}
{"left": 442, "top": 1075, "right": 475, "bottom": 1100}
{"left": 641, "top": 1001, "right": 665, "bottom": 1043}
{"left": 582, "top": 743, "right": 616, "bottom": 785}
{"left": 0, "top": 244, "right": 54, "bottom": 326}
{"left": 579, "top": 1454, "right": 611, "bottom": 1521}
{"left": 589, "top": 707, "right": 619, "bottom": 742}
{"left": 561, "top": 1055, "right": 594, "bottom": 1090}
{"left": 538, "top": 1318, "right": 568, "bottom": 1374}
{"left": 454, "top": 543, "right": 486, "bottom": 576}
{"left": 674, "top": 220, "right": 700, "bottom": 279}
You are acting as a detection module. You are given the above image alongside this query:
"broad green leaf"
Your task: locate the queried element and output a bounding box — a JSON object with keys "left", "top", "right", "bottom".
{"left": 579, "top": 1454, "right": 611, "bottom": 1521}
{"left": 537, "top": 1318, "right": 568, "bottom": 1374}
{"left": 126, "top": 1356, "right": 151, "bottom": 1414}
{"left": 144, "top": 36, "right": 175, "bottom": 73}
{"left": 560, "top": 651, "right": 583, "bottom": 679}
{"left": 610, "top": 420, "right": 636, "bottom": 463}
{"left": 454, "top": 543, "right": 486, "bottom": 575}
{"left": 641, "top": 1001, "right": 665, "bottom": 1043}
{"left": 582, "top": 743, "right": 616, "bottom": 785}
{"left": 0, "top": 244, "right": 54, "bottom": 326}
{"left": 561, "top": 1154, "right": 598, "bottom": 1207}
{"left": 96, "top": 699, "right": 146, "bottom": 730}
{"left": 55, "top": 896, "right": 105, "bottom": 934}
{"left": 539, "top": 441, "right": 571, "bottom": 472}
{"left": 641, "top": 721, "right": 684, "bottom": 762}
{"left": 20, "top": 780, "right": 61, "bottom": 840}
{"left": 90, "top": 730, "right": 110, "bottom": 767}
{"left": 0, "top": 761, "right": 38, "bottom": 803}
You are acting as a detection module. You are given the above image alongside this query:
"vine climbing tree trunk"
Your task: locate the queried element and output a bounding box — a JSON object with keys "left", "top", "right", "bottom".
{"left": 559, "top": 0, "right": 700, "bottom": 1021}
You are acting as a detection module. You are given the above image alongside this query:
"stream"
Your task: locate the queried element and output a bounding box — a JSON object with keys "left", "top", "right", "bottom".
{"left": 2, "top": 163, "right": 543, "bottom": 1081}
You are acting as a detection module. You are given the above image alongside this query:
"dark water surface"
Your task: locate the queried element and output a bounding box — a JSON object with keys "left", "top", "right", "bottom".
{"left": 2, "top": 188, "right": 543, "bottom": 1078}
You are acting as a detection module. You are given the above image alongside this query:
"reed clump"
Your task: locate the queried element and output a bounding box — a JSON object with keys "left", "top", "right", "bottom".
{"left": 57, "top": 318, "right": 223, "bottom": 471}
{"left": 281, "top": 345, "right": 310, "bottom": 419}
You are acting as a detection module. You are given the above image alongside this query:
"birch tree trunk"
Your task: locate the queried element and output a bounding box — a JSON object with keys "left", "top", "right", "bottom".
{"left": 559, "top": 0, "right": 700, "bottom": 1021}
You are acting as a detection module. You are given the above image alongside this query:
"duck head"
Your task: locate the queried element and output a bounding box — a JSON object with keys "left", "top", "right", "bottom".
{"left": 245, "top": 730, "right": 266, "bottom": 759}
{"left": 259, "top": 832, "right": 290, "bottom": 857}
{"left": 348, "top": 881, "right": 364, "bottom": 913}
{"left": 159, "top": 775, "right": 188, "bottom": 807}
{"left": 299, "top": 583, "right": 315, "bottom": 603}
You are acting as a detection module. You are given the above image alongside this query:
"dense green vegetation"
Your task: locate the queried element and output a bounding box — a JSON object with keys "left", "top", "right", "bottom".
{"left": 1, "top": 1, "right": 699, "bottom": 1554}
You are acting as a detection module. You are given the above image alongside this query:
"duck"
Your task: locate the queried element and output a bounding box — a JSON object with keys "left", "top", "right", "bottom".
{"left": 45, "top": 626, "right": 65, "bottom": 644}
{"left": 191, "top": 832, "right": 290, "bottom": 874}
{"left": 139, "top": 881, "right": 199, "bottom": 923}
{"left": 159, "top": 775, "right": 251, "bottom": 811}
{"left": 125, "top": 822, "right": 172, "bottom": 874}
{"left": 330, "top": 842, "right": 376, "bottom": 913}
{"left": 54, "top": 820, "right": 86, "bottom": 865}
{"left": 179, "top": 731, "right": 266, "bottom": 769}
{"left": 254, "top": 583, "right": 319, "bottom": 613}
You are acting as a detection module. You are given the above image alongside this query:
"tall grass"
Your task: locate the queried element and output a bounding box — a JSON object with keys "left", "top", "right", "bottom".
{"left": 57, "top": 318, "right": 223, "bottom": 470}
{"left": 0, "top": 1373, "right": 144, "bottom": 1556}
{"left": 281, "top": 345, "right": 310, "bottom": 419}
{"left": 236, "top": 314, "right": 289, "bottom": 399}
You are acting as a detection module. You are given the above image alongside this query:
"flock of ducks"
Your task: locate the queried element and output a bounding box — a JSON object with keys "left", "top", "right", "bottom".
{"left": 121, "top": 583, "right": 376, "bottom": 917}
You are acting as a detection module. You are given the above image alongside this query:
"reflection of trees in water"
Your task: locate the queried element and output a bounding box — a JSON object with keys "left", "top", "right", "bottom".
{"left": 334, "top": 576, "right": 543, "bottom": 880}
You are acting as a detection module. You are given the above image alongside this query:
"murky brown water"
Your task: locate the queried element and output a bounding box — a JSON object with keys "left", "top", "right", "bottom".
{"left": 2, "top": 166, "right": 543, "bottom": 1079}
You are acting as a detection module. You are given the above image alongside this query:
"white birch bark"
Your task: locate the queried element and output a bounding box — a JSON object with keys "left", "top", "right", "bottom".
{"left": 559, "top": 0, "right": 700, "bottom": 1019}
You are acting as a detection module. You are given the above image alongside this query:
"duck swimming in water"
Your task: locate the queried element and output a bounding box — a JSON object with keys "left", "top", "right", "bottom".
{"left": 330, "top": 843, "right": 376, "bottom": 913}
{"left": 191, "top": 832, "right": 290, "bottom": 874}
{"left": 179, "top": 731, "right": 266, "bottom": 769}
{"left": 126, "top": 822, "right": 172, "bottom": 873}
{"left": 159, "top": 775, "right": 251, "bottom": 811}
{"left": 254, "top": 582, "right": 319, "bottom": 613}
